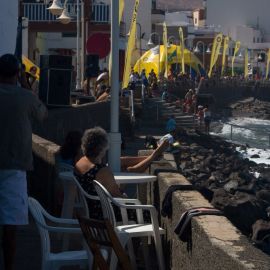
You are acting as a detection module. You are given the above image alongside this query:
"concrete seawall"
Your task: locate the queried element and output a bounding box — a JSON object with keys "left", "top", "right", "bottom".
{"left": 158, "top": 172, "right": 270, "bottom": 269}
{"left": 146, "top": 156, "right": 270, "bottom": 270}
{"left": 30, "top": 135, "right": 270, "bottom": 269}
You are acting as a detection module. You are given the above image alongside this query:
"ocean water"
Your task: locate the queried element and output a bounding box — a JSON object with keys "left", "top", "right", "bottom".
{"left": 212, "top": 117, "right": 270, "bottom": 165}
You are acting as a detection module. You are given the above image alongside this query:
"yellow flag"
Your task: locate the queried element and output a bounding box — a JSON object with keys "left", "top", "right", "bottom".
{"left": 119, "top": 0, "right": 124, "bottom": 22}
{"left": 208, "top": 33, "right": 223, "bottom": 78}
{"left": 179, "top": 27, "right": 185, "bottom": 73}
{"left": 244, "top": 49, "right": 249, "bottom": 79}
{"left": 232, "top": 41, "right": 241, "bottom": 76}
{"left": 163, "top": 22, "right": 168, "bottom": 78}
{"left": 122, "top": 0, "right": 140, "bottom": 88}
{"left": 109, "top": 0, "right": 125, "bottom": 85}
{"left": 221, "top": 36, "right": 229, "bottom": 76}
{"left": 266, "top": 49, "right": 270, "bottom": 79}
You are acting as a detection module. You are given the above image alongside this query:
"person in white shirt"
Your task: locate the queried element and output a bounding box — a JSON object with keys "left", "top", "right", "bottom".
{"left": 203, "top": 105, "right": 211, "bottom": 134}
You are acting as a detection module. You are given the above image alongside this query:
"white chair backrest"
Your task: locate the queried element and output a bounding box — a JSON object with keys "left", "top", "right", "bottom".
{"left": 71, "top": 175, "right": 100, "bottom": 218}
{"left": 28, "top": 197, "right": 51, "bottom": 260}
{"left": 93, "top": 180, "right": 117, "bottom": 226}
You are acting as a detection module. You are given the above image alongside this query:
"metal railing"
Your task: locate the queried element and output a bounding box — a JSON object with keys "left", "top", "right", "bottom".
{"left": 91, "top": 3, "right": 110, "bottom": 23}
{"left": 23, "top": 3, "right": 109, "bottom": 23}
{"left": 129, "top": 90, "right": 135, "bottom": 123}
{"left": 23, "top": 3, "right": 58, "bottom": 21}
{"left": 224, "top": 122, "right": 270, "bottom": 147}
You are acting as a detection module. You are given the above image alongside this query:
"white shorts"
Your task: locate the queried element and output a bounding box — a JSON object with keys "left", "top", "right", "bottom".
{"left": 0, "top": 170, "right": 28, "bottom": 225}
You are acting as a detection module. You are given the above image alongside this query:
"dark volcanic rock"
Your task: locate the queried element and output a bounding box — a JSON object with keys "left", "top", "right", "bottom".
{"left": 256, "top": 190, "right": 270, "bottom": 205}
{"left": 212, "top": 191, "right": 267, "bottom": 235}
{"left": 252, "top": 219, "right": 270, "bottom": 243}
{"left": 251, "top": 154, "right": 260, "bottom": 159}
{"left": 176, "top": 129, "right": 270, "bottom": 244}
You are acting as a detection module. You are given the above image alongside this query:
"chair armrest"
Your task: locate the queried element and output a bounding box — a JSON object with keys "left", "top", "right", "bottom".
{"left": 47, "top": 226, "right": 82, "bottom": 234}
{"left": 41, "top": 210, "right": 79, "bottom": 225}
{"left": 113, "top": 202, "right": 155, "bottom": 211}
{"left": 117, "top": 203, "right": 157, "bottom": 225}
{"left": 35, "top": 220, "right": 82, "bottom": 234}
{"left": 114, "top": 198, "right": 142, "bottom": 205}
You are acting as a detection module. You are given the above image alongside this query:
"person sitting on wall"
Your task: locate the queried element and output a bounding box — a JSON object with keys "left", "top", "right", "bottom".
{"left": 96, "top": 84, "right": 107, "bottom": 100}
{"left": 96, "top": 87, "right": 111, "bottom": 102}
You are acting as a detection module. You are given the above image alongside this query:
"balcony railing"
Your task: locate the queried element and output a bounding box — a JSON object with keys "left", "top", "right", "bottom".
{"left": 23, "top": 3, "right": 110, "bottom": 23}
{"left": 91, "top": 3, "right": 110, "bottom": 23}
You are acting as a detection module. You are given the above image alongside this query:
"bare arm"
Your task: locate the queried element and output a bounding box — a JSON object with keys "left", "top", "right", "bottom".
{"left": 96, "top": 167, "right": 123, "bottom": 197}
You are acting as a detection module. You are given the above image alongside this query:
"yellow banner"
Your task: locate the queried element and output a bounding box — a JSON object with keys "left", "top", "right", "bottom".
{"left": 122, "top": 0, "right": 140, "bottom": 88}
{"left": 109, "top": 0, "right": 125, "bottom": 85}
{"left": 119, "top": 0, "right": 124, "bottom": 23}
{"left": 232, "top": 41, "right": 241, "bottom": 76}
{"left": 266, "top": 49, "right": 270, "bottom": 79}
{"left": 244, "top": 48, "right": 249, "bottom": 79}
{"left": 179, "top": 27, "right": 185, "bottom": 73}
{"left": 163, "top": 22, "right": 168, "bottom": 78}
{"left": 208, "top": 33, "right": 223, "bottom": 78}
{"left": 221, "top": 36, "right": 229, "bottom": 76}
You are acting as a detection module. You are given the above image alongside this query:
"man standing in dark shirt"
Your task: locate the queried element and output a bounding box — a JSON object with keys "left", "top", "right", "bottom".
{"left": 0, "top": 54, "right": 47, "bottom": 270}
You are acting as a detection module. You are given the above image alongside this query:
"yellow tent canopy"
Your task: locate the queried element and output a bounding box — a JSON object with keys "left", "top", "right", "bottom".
{"left": 134, "top": 44, "right": 204, "bottom": 76}
{"left": 22, "top": 55, "right": 40, "bottom": 80}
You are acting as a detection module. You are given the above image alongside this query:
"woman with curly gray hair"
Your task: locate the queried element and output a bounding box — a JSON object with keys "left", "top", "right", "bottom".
{"left": 74, "top": 127, "right": 123, "bottom": 203}
{"left": 74, "top": 126, "right": 170, "bottom": 219}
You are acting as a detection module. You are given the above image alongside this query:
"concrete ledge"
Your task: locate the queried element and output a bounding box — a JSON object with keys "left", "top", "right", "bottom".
{"left": 155, "top": 171, "right": 270, "bottom": 270}
{"left": 28, "top": 134, "right": 60, "bottom": 213}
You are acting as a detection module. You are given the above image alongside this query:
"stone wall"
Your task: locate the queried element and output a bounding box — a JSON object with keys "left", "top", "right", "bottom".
{"left": 167, "top": 80, "right": 270, "bottom": 109}
{"left": 146, "top": 156, "right": 270, "bottom": 270}
{"left": 28, "top": 135, "right": 60, "bottom": 213}
{"left": 32, "top": 101, "right": 132, "bottom": 145}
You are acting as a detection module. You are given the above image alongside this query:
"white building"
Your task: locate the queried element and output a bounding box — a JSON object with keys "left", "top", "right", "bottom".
{"left": 206, "top": 0, "right": 270, "bottom": 49}
{"left": 24, "top": 0, "right": 152, "bottom": 70}
{"left": 0, "top": 0, "right": 18, "bottom": 55}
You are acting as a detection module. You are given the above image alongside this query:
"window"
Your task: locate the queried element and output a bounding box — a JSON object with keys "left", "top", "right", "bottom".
{"left": 195, "top": 18, "right": 198, "bottom": 24}
{"left": 253, "top": 37, "right": 255, "bottom": 43}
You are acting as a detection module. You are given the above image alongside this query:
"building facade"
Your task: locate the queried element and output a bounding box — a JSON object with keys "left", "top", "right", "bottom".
{"left": 206, "top": 0, "right": 270, "bottom": 48}
{"left": 0, "top": 0, "right": 18, "bottom": 55}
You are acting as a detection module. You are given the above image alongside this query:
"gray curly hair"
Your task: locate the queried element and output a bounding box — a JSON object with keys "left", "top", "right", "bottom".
{"left": 81, "top": 127, "right": 109, "bottom": 162}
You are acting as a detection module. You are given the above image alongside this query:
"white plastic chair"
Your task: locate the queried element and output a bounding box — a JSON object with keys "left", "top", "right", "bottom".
{"left": 28, "top": 197, "right": 90, "bottom": 270}
{"left": 93, "top": 180, "right": 166, "bottom": 270}
{"left": 57, "top": 163, "right": 84, "bottom": 219}
{"left": 70, "top": 175, "right": 142, "bottom": 269}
